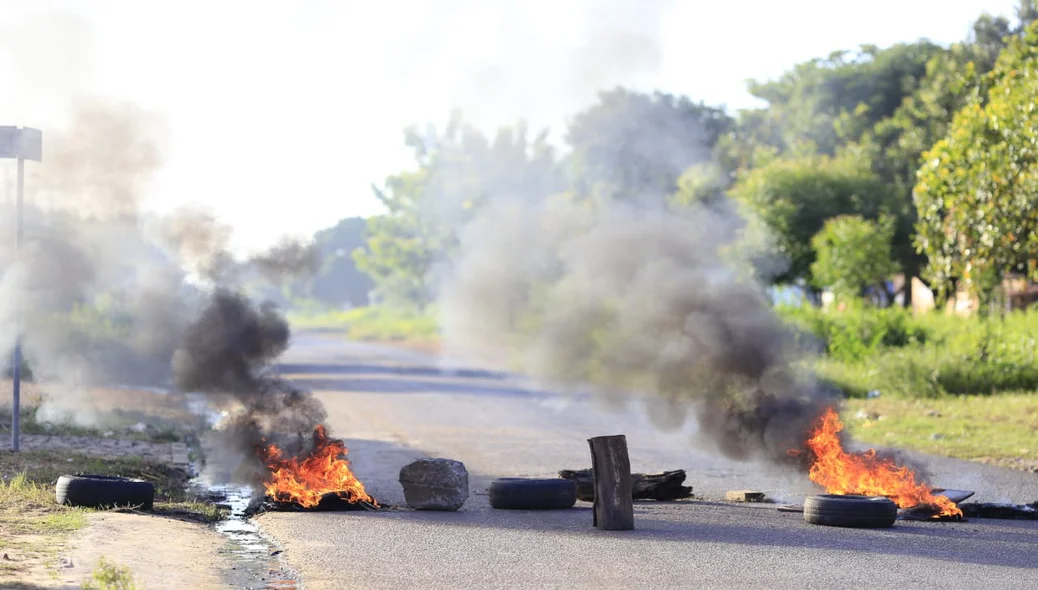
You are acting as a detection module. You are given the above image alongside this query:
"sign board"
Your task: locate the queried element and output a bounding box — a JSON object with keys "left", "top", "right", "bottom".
{"left": 0, "top": 126, "right": 42, "bottom": 161}
{"left": 0, "top": 127, "right": 17, "bottom": 159}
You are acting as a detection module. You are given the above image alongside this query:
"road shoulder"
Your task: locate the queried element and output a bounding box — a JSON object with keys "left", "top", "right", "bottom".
{"left": 65, "top": 511, "right": 233, "bottom": 590}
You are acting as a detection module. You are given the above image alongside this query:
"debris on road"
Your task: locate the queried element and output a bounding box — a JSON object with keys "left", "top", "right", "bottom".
{"left": 959, "top": 502, "right": 1038, "bottom": 520}
{"left": 488, "top": 478, "right": 577, "bottom": 510}
{"left": 804, "top": 408, "right": 963, "bottom": 519}
{"left": 256, "top": 492, "right": 379, "bottom": 513}
{"left": 724, "top": 490, "right": 767, "bottom": 503}
{"left": 398, "top": 458, "right": 469, "bottom": 511}
{"left": 588, "top": 435, "right": 635, "bottom": 531}
{"left": 803, "top": 494, "right": 898, "bottom": 528}
{"left": 558, "top": 468, "right": 692, "bottom": 502}
{"left": 55, "top": 474, "right": 155, "bottom": 510}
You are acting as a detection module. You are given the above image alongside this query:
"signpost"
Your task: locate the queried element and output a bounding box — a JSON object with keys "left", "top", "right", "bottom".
{"left": 0, "top": 126, "right": 42, "bottom": 453}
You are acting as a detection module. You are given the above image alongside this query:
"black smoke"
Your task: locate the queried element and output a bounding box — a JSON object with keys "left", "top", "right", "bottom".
{"left": 172, "top": 289, "right": 328, "bottom": 488}
{"left": 438, "top": 196, "right": 838, "bottom": 468}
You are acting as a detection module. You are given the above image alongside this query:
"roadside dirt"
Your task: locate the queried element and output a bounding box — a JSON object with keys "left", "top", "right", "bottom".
{"left": 0, "top": 384, "right": 239, "bottom": 589}
{"left": 5, "top": 512, "right": 235, "bottom": 589}
{"left": 67, "top": 512, "right": 233, "bottom": 590}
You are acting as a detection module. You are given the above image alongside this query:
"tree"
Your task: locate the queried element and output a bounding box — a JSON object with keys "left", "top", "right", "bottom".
{"left": 566, "top": 88, "right": 732, "bottom": 203}
{"left": 1018, "top": 0, "right": 1038, "bottom": 30}
{"left": 741, "top": 42, "right": 943, "bottom": 158}
{"left": 355, "top": 112, "right": 564, "bottom": 309}
{"left": 307, "top": 217, "right": 374, "bottom": 307}
{"left": 669, "top": 161, "right": 730, "bottom": 208}
{"left": 914, "top": 21, "right": 1038, "bottom": 302}
{"left": 810, "top": 215, "right": 899, "bottom": 301}
{"left": 729, "top": 153, "right": 891, "bottom": 286}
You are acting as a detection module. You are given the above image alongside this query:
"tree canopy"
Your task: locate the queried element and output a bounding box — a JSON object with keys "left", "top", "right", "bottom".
{"left": 914, "top": 20, "right": 1038, "bottom": 300}
{"left": 294, "top": 2, "right": 1038, "bottom": 312}
{"left": 811, "top": 215, "right": 899, "bottom": 300}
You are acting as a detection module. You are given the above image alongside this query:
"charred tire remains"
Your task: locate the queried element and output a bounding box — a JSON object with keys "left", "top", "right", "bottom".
{"left": 803, "top": 494, "right": 897, "bottom": 528}
{"left": 56, "top": 475, "right": 155, "bottom": 510}
{"left": 488, "top": 478, "right": 578, "bottom": 510}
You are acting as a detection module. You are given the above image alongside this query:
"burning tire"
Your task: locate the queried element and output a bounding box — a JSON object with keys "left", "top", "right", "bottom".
{"left": 55, "top": 475, "right": 155, "bottom": 510}
{"left": 488, "top": 478, "right": 578, "bottom": 510}
{"left": 803, "top": 494, "right": 897, "bottom": 528}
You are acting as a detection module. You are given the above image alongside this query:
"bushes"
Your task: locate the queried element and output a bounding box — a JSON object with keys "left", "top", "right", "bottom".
{"left": 784, "top": 304, "right": 1038, "bottom": 398}
{"left": 779, "top": 303, "right": 929, "bottom": 361}
{"left": 288, "top": 305, "right": 439, "bottom": 343}
{"left": 340, "top": 306, "right": 439, "bottom": 342}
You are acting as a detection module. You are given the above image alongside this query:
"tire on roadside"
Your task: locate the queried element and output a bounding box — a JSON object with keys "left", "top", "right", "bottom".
{"left": 488, "top": 478, "right": 578, "bottom": 510}
{"left": 803, "top": 494, "right": 897, "bottom": 528}
{"left": 55, "top": 474, "right": 156, "bottom": 510}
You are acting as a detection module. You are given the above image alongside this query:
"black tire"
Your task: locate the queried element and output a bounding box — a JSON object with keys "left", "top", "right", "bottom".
{"left": 803, "top": 494, "right": 897, "bottom": 528}
{"left": 55, "top": 475, "right": 155, "bottom": 510}
{"left": 488, "top": 478, "right": 577, "bottom": 510}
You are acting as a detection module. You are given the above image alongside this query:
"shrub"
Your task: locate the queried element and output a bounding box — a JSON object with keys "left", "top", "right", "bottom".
{"left": 778, "top": 303, "right": 928, "bottom": 362}
{"left": 810, "top": 309, "right": 1038, "bottom": 398}
{"left": 288, "top": 305, "right": 439, "bottom": 342}
{"left": 810, "top": 214, "right": 899, "bottom": 299}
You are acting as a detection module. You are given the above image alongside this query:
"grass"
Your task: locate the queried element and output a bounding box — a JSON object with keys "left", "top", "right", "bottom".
{"left": 841, "top": 393, "right": 1038, "bottom": 471}
{"left": 80, "top": 556, "right": 139, "bottom": 590}
{"left": 0, "top": 451, "right": 228, "bottom": 524}
{"left": 288, "top": 305, "right": 440, "bottom": 345}
{"left": 0, "top": 472, "right": 89, "bottom": 577}
{"left": 782, "top": 303, "right": 1038, "bottom": 470}
{"left": 0, "top": 452, "right": 225, "bottom": 586}
{"left": 780, "top": 304, "right": 1038, "bottom": 398}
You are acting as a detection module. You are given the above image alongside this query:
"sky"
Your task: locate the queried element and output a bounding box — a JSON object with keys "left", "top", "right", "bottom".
{"left": 0, "top": 0, "right": 1022, "bottom": 256}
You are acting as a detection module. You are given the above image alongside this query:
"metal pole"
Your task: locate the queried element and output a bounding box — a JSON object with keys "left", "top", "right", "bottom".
{"left": 11, "top": 156, "right": 22, "bottom": 452}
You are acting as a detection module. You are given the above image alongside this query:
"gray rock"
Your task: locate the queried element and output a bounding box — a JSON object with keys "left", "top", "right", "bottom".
{"left": 398, "top": 458, "right": 469, "bottom": 511}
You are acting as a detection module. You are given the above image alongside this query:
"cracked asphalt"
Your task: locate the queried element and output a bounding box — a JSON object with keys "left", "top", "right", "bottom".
{"left": 254, "top": 332, "right": 1038, "bottom": 590}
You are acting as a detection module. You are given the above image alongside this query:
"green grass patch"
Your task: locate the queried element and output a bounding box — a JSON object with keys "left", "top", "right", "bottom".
{"left": 0, "top": 451, "right": 227, "bottom": 524}
{"left": 81, "top": 556, "right": 139, "bottom": 590}
{"left": 288, "top": 305, "right": 440, "bottom": 344}
{"left": 781, "top": 305, "right": 1038, "bottom": 398}
{"left": 0, "top": 472, "right": 89, "bottom": 578}
{"left": 841, "top": 393, "right": 1038, "bottom": 470}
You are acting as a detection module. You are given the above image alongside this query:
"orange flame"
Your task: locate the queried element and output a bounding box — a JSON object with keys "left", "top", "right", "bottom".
{"left": 804, "top": 407, "right": 962, "bottom": 518}
{"left": 259, "top": 425, "right": 376, "bottom": 508}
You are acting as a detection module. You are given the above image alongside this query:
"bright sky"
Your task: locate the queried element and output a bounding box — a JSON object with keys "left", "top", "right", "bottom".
{"left": 0, "top": 0, "right": 1021, "bottom": 256}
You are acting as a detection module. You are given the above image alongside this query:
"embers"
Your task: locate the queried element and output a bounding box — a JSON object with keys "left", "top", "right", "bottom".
{"left": 899, "top": 503, "right": 967, "bottom": 522}
{"left": 247, "top": 492, "right": 380, "bottom": 516}
{"left": 959, "top": 502, "right": 1038, "bottom": 520}
{"left": 900, "top": 499, "right": 1038, "bottom": 521}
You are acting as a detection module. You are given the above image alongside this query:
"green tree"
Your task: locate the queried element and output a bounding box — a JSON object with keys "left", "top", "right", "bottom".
{"left": 729, "top": 153, "right": 890, "bottom": 286}
{"left": 740, "top": 42, "right": 943, "bottom": 158}
{"left": 307, "top": 217, "right": 375, "bottom": 307}
{"left": 670, "top": 161, "right": 730, "bottom": 208}
{"left": 810, "top": 215, "right": 899, "bottom": 300}
{"left": 914, "top": 21, "right": 1038, "bottom": 302}
{"left": 566, "top": 88, "right": 732, "bottom": 203}
{"left": 355, "top": 112, "right": 564, "bottom": 309}
{"left": 1019, "top": 0, "right": 1038, "bottom": 29}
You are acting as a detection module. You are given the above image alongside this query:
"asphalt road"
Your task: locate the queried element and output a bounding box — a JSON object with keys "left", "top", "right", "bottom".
{"left": 255, "top": 331, "right": 1038, "bottom": 590}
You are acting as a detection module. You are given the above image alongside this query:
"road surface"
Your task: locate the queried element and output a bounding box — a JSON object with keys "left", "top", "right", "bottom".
{"left": 255, "top": 331, "right": 1038, "bottom": 590}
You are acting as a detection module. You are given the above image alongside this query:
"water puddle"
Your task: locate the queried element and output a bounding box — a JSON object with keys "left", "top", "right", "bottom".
{"left": 191, "top": 478, "right": 300, "bottom": 589}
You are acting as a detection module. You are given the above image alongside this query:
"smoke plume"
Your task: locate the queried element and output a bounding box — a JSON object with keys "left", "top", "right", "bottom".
{"left": 0, "top": 99, "right": 321, "bottom": 475}
{"left": 172, "top": 289, "right": 327, "bottom": 488}
{"left": 249, "top": 236, "right": 320, "bottom": 285}
{"left": 439, "top": 195, "right": 838, "bottom": 467}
